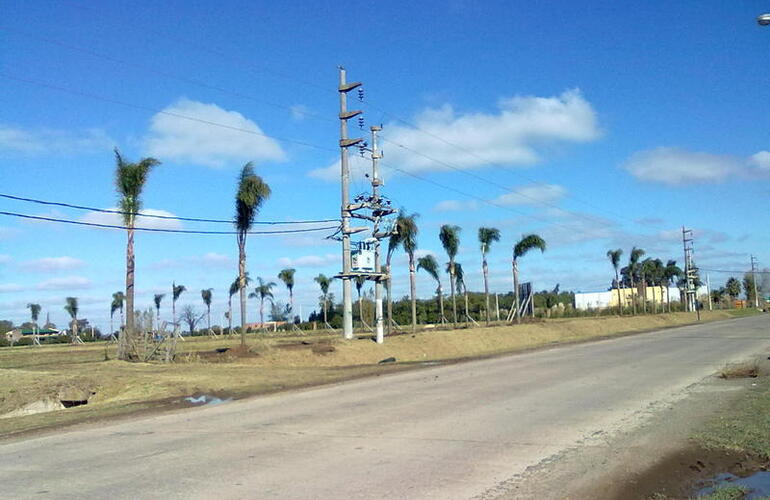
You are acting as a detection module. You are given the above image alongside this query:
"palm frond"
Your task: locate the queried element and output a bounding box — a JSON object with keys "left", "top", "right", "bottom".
{"left": 173, "top": 284, "right": 186, "bottom": 301}
{"left": 514, "top": 234, "right": 546, "bottom": 259}
{"left": 606, "top": 249, "right": 622, "bottom": 270}
{"left": 153, "top": 293, "right": 165, "bottom": 309}
{"left": 417, "top": 254, "right": 440, "bottom": 282}
{"left": 234, "top": 162, "right": 271, "bottom": 234}
{"left": 201, "top": 288, "right": 213, "bottom": 307}
{"left": 478, "top": 227, "right": 501, "bottom": 254}
{"left": 278, "top": 268, "right": 296, "bottom": 289}
{"left": 439, "top": 225, "right": 461, "bottom": 260}
{"left": 64, "top": 297, "right": 78, "bottom": 319}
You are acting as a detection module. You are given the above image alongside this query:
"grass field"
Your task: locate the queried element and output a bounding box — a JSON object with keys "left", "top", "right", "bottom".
{"left": 0, "top": 309, "right": 760, "bottom": 438}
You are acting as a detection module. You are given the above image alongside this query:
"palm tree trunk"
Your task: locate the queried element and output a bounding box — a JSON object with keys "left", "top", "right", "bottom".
{"left": 615, "top": 270, "right": 622, "bottom": 315}
{"left": 323, "top": 298, "right": 328, "bottom": 325}
{"left": 483, "top": 257, "right": 490, "bottom": 325}
{"left": 409, "top": 254, "right": 417, "bottom": 332}
{"left": 227, "top": 297, "right": 232, "bottom": 335}
{"left": 122, "top": 226, "right": 135, "bottom": 359}
{"left": 260, "top": 298, "right": 265, "bottom": 326}
{"left": 110, "top": 315, "right": 114, "bottom": 340}
{"left": 641, "top": 275, "right": 647, "bottom": 313}
{"left": 386, "top": 264, "right": 393, "bottom": 334}
{"left": 289, "top": 289, "right": 294, "bottom": 320}
{"left": 438, "top": 283, "right": 444, "bottom": 324}
{"left": 207, "top": 306, "right": 211, "bottom": 333}
{"left": 667, "top": 283, "right": 671, "bottom": 313}
{"left": 464, "top": 289, "right": 469, "bottom": 322}
{"left": 238, "top": 241, "right": 247, "bottom": 347}
{"left": 449, "top": 262, "right": 457, "bottom": 327}
{"left": 513, "top": 258, "right": 521, "bottom": 324}
{"left": 631, "top": 278, "right": 637, "bottom": 315}
{"left": 156, "top": 306, "right": 161, "bottom": 336}
{"left": 358, "top": 293, "right": 364, "bottom": 328}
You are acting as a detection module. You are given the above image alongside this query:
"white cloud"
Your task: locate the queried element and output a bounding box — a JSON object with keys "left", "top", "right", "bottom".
{"left": 434, "top": 200, "right": 479, "bottom": 212}
{"left": 0, "top": 255, "right": 11, "bottom": 264}
{"left": 749, "top": 151, "right": 770, "bottom": 171}
{"left": 309, "top": 90, "right": 601, "bottom": 181}
{"left": 0, "top": 283, "right": 24, "bottom": 293}
{"left": 36, "top": 276, "right": 92, "bottom": 291}
{"left": 434, "top": 184, "right": 566, "bottom": 212}
{"left": 190, "top": 252, "right": 234, "bottom": 268}
{"left": 0, "top": 124, "right": 114, "bottom": 156}
{"left": 277, "top": 254, "right": 338, "bottom": 268}
{"left": 290, "top": 104, "right": 310, "bottom": 121}
{"left": 79, "top": 208, "right": 183, "bottom": 230}
{"left": 20, "top": 256, "right": 84, "bottom": 273}
{"left": 144, "top": 98, "right": 286, "bottom": 168}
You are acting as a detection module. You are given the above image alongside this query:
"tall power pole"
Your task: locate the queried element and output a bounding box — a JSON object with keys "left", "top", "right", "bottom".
{"left": 682, "top": 227, "right": 697, "bottom": 313}
{"left": 751, "top": 255, "right": 760, "bottom": 308}
{"left": 338, "top": 67, "right": 364, "bottom": 340}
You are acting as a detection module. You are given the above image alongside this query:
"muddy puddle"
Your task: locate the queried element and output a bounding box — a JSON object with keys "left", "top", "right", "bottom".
{"left": 697, "top": 471, "right": 770, "bottom": 499}
{"left": 183, "top": 395, "right": 232, "bottom": 406}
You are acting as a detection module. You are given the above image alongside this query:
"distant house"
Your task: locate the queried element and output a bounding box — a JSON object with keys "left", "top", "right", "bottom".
{"left": 3, "top": 327, "right": 61, "bottom": 342}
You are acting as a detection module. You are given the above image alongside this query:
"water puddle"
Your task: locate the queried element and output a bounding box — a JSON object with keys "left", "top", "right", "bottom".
{"left": 183, "top": 395, "right": 232, "bottom": 406}
{"left": 696, "top": 471, "right": 770, "bottom": 498}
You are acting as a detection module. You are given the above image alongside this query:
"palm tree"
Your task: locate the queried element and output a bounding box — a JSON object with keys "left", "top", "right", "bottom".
{"left": 662, "top": 260, "right": 682, "bottom": 313}
{"left": 606, "top": 249, "right": 623, "bottom": 314}
{"left": 110, "top": 300, "right": 119, "bottom": 338}
{"left": 439, "top": 224, "right": 461, "bottom": 327}
{"left": 172, "top": 282, "right": 186, "bottom": 332}
{"left": 249, "top": 277, "right": 276, "bottom": 326}
{"left": 627, "top": 247, "right": 645, "bottom": 315}
{"left": 512, "top": 234, "right": 546, "bottom": 323}
{"left": 114, "top": 148, "right": 160, "bottom": 360}
{"left": 234, "top": 162, "right": 271, "bottom": 347}
{"left": 227, "top": 279, "right": 239, "bottom": 335}
{"left": 454, "top": 262, "right": 469, "bottom": 322}
{"left": 314, "top": 274, "right": 331, "bottom": 325}
{"left": 27, "top": 303, "right": 41, "bottom": 342}
{"left": 112, "top": 291, "right": 125, "bottom": 331}
{"left": 397, "top": 212, "right": 420, "bottom": 332}
{"left": 355, "top": 275, "right": 367, "bottom": 328}
{"left": 278, "top": 268, "right": 296, "bottom": 318}
{"left": 201, "top": 288, "right": 213, "bottom": 334}
{"left": 385, "top": 215, "right": 406, "bottom": 333}
{"left": 64, "top": 297, "right": 78, "bottom": 343}
{"left": 153, "top": 293, "right": 165, "bottom": 333}
{"left": 478, "top": 227, "right": 500, "bottom": 325}
{"left": 643, "top": 258, "right": 665, "bottom": 313}
{"left": 417, "top": 254, "right": 444, "bottom": 324}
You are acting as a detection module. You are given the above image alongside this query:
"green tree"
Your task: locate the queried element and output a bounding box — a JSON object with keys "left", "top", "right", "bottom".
{"left": 606, "top": 249, "right": 623, "bottom": 314}
{"left": 627, "top": 247, "right": 645, "bottom": 315}
{"left": 249, "top": 277, "right": 276, "bottom": 326}
{"left": 227, "top": 279, "right": 238, "bottom": 334}
{"left": 201, "top": 288, "right": 213, "bottom": 334}
{"left": 234, "top": 162, "right": 271, "bottom": 346}
{"left": 439, "top": 224, "right": 461, "bottom": 327}
{"left": 512, "top": 234, "right": 546, "bottom": 323}
{"left": 662, "top": 260, "right": 682, "bottom": 313}
{"left": 27, "top": 303, "right": 41, "bottom": 341}
{"left": 153, "top": 293, "right": 165, "bottom": 333}
{"left": 478, "top": 227, "right": 500, "bottom": 325}
{"left": 64, "top": 297, "right": 79, "bottom": 342}
{"left": 396, "top": 211, "right": 420, "bottom": 332}
{"left": 114, "top": 148, "right": 159, "bottom": 359}
{"left": 278, "top": 268, "right": 296, "bottom": 317}
{"left": 112, "top": 291, "right": 125, "bottom": 332}
{"left": 725, "top": 277, "right": 741, "bottom": 300}
{"left": 743, "top": 273, "right": 758, "bottom": 306}
{"left": 314, "top": 274, "right": 331, "bottom": 325}
{"left": 172, "top": 282, "right": 186, "bottom": 332}
{"left": 417, "top": 254, "right": 444, "bottom": 324}
{"left": 454, "top": 262, "right": 469, "bottom": 321}
{"left": 110, "top": 299, "right": 120, "bottom": 337}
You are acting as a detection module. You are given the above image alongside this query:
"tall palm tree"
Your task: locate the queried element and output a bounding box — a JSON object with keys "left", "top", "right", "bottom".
{"left": 512, "top": 234, "right": 546, "bottom": 323}
{"left": 114, "top": 148, "right": 160, "bottom": 360}
{"left": 249, "top": 277, "right": 276, "bottom": 326}
{"left": 606, "top": 249, "right": 623, "bottom": 314}
{"left": 314, "top": 274, "right": 331, "bottom": 325}
{"left": 172, "top": 282, "right": 186, "bottom": 332}
{"left": 662, "top": 260, "right": 682, "bottom": 313}
{"left": 355, "top": 275, "right": 367, "bottom": 328}
{"left": 110, "top": 300, "right": 120, "bottom": 338}
{"left": 112, "top": 291, "right": 125, "bottom": 331}
{"left": 227, "top": 278, "right": 239, "bottom": 335}
{"left": 417, "top": 254, "right": 444, "bottom": 324}
{"left": 278, "top": 268, "right": 296, "bottom": 318}
{"left": 439, "top": 224, "right": 461, "bottom": 327}
{"left": 454, "top": 262, "right": 469, "bottom": 322}
{"left": 385, "top": 215, "right": 406, "bottom": 333}
{"left": 627, "top": 247, "right": 645, "bottom": 315}
{"left": 234, "top": 162, "right": 271, "bottom": 347}
{"left": 64, "top": 297, "right": 78, "bottom": 343}
{"left": 201, "top": 288, "right": 213, "bottom": 334}
{"left": 397, "top": 212, "right": 420, "bottom": 332}
{"left": 153, "top": 293, "right": 165, "bottom": 333}
{"left": 27, "top": 303, "right": 41, "bottom": 341}
{"left": 478, "top": 227, "right": 500, "bottom": 325}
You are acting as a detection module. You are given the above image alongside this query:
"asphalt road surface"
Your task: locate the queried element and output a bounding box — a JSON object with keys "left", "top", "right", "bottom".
{"left": 2, "top": 315, "right": 769, "bottom": 499}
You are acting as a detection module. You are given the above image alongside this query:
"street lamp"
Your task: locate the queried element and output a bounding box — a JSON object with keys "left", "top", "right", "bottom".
{"left": 758, "top": 13, "right": 770, "bottom": 26}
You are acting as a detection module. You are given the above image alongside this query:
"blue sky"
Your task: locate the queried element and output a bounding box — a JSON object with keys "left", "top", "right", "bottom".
{"left": 1, "top": 1, "right": 768, "bottom": 332}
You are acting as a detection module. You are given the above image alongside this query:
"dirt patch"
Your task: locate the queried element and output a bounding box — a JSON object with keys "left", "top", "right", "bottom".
{"left": 719, "top": 361, "right": 760, "bottom": 379}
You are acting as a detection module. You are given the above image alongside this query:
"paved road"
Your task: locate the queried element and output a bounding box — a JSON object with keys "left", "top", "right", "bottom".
{"left": 2, "top": 315, "right": 769, "bottom": 499}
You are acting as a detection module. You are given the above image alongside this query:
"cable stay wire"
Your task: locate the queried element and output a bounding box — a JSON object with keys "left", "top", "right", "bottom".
{"left": 0, "top": 193, "right": 337, "bottom": 225}
{"left": 0, "top": 211, "right": 340, "bottom": 235}
{"left": 0, "top": 26, "right": 336, "bottom": 124}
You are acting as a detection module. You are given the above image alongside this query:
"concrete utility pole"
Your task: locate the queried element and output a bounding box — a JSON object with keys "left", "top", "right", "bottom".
{"left": 370, "top": 126, "right": 385, "bottom": 343}
{"left": 751, "top": 255, "right": 760, "bottom": 308}
{"left": 682, "top": 227, "right": 697, "bottom": 314}
{"left": 337, "top": 67, "right": 364, "bottom": 340}
{"left": 706, "top": 273, "right": 713, "bottom": 311}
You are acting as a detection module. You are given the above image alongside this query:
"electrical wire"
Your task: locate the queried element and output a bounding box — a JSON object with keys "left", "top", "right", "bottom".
{"left": 0, "top": 193, "right": 338, "bottom": 225}
{"left": 699, "top": 268, "right": 769, "bottom": 274}
{"left": 0, "top": 211, "right": 340, "bottom": 235}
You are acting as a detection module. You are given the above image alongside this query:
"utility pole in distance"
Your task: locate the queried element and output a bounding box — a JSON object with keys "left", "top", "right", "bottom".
{"left": 751, "top": 255, "right": 760, "bottom": 308}
{"left": 682, "top": 227, "right": 697, "bottom": 314}
{"left": 337, "top": 67, "right": 364, "bottom": 340}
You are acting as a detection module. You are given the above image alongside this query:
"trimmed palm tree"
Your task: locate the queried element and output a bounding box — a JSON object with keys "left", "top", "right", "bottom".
{"left": 114, "top": 148, "right": 160, "bottom": 359}
{"left": 112, "top": 291, "right": 125, "bottom": 331}
{"left": 64, "top": 297, "right": 78, "bottom": 343}
{"left": 607, "top": 249, "right": 623, "bottom": 314}
{"left": 227, "top": 279, "right": 239, "bottom": 335}
{"left": 385, "top": 215, "right": 406, "bottom": 333}
{"left": 417, "top": 254, "right": 444, "bottom": 324}
{"left": 234, "top": 162, "right": 271, "bottom": 347}
{"left": 354, "top": 275, "right": 367, "bottom": 328}
{"left": 663, "top": 260, "right": 682, "bottom": 313}
{"left": 314, "top": 274, "right": 331, "bottom": 326}
{"left": 172, "top": 282, "right": 186, "bottom": 333}
{"left": 454, "top": 262, "right": 469, "bottom": 322}
{"left": 512, "top": 234, "right": 546, "bottom": 323}
{"left": 249, "top": 277, "right": 276, "bottom": 326}
{"left": 201, "top": 288, "right": 213, "bottom": 334}
{"left": 110, "top": 300, "right": 119, "bottom": 338}
{"left": 278, "top": 268, "right": 296, "bottom": 318}
{"left": 478, "top": 227, "right": 500, "bottom": 325}
{"left": 153, "top": 293, "right": 165, "bottom": 333}
{"left": 397, "top": 212, "right": 420, "bottom": 332}
{"left": 27, "top": 303, "right": 41, "bottom": 343}
{"left": 627, "top": 247, "right": 645, "bottom": 315}
{"left": 439, "top": 224, "right": 461, "bottom": 327}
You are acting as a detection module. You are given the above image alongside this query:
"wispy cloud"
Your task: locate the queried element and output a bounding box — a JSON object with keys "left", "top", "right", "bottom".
{"left": 80, "top": 208, "right": 183, "bottom": 230}
{"left": 0, "top": 123, "right": 114, "bottom": 156}
{"left": 277, "top": 254, "right": 338, "bottom": 268}
{"left": 36, "top": 275, "right": 92, "bottom": 291}
{"left": 435, "top": 184, "right": 566, "bottom": 212}
{"left": 19, "top": 256, "right": 84, "bottom": 273}
{"left": 144, "top": 98, "right": 286, "bottom": 168}
{"left": 310, "top": 90, "right": 601, "bottom": 181}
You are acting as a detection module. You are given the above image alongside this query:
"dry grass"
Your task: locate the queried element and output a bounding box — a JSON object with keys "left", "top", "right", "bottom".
{"left": 0, "top": 309, "right": 758, "bottom": 437}
{"left": 718, "top": 361, "right": 760, "bottom": 379}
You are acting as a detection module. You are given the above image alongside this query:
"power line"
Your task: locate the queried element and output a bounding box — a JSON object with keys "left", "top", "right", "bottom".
{"left": 699, "top": 268, "right": 770, "bottom": 274}
{"left": 0, "top": 211, "right": 339, "bottom": 235}
{"left": 0, "top": 193, "right": 337, "bottom": 225}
